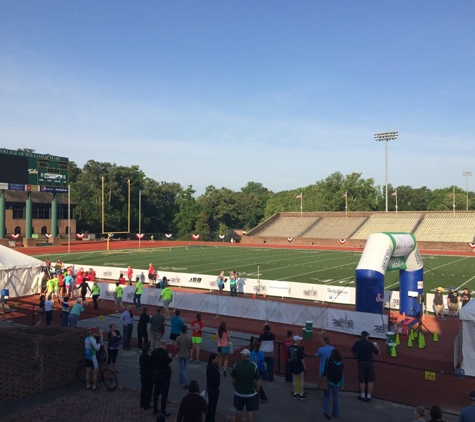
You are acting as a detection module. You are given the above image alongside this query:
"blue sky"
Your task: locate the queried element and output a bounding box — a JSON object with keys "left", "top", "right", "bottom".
{"left": 1, "top": 1, "right": 474, "bottom": 195}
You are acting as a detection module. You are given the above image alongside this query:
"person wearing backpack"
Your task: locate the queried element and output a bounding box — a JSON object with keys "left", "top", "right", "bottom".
{"left": 323, "top": 348, "right": 344, "bottom": 419}
{"left": 250, "top": 340, "right": 267, "bottom": 403}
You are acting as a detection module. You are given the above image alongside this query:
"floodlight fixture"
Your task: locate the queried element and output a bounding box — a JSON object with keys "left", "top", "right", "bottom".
{"left": 374, "top": 131, "right": 399, "bottom": 212}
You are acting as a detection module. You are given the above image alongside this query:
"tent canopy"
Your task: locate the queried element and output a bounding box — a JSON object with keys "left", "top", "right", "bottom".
{"left": 457, "top": 299, "right": 475, "bottom": 376}
{"left": 0, "top": 246, "right": 44, "bottom": 297}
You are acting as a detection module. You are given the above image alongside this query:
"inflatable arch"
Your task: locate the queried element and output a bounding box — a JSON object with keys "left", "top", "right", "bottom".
{"left": 355, "top": 232, "right": 424, "bottom": 316}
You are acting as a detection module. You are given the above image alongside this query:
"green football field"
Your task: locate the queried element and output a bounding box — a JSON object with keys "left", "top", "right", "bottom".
{"left": 33, "top": 246, "right": 475, "bottom": 293}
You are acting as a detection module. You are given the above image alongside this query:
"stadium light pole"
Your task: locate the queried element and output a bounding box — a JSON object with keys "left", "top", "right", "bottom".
{"left": 374, "top": 131, "right": 398, "bottom": 212}
{"left": 462, "top": 171, "right": 473, "bottom": 211}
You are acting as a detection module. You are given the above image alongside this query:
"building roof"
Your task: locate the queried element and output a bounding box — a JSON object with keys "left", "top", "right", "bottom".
{"left": 3, "top": 191, "right": 74, "bottom": 205}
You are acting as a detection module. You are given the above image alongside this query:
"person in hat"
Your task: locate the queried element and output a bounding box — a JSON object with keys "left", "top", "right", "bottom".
{"left": 350, "top": 330, "right": 380, "bottom": 402}
{"left": 447, "top": 286, "right": 459, "bottom": 318}
{"left": 459, "top": 391, "right": 475, "bottom": 421}
{"left": 288, "top": 335, "right": 307, "bottom": 400}
{"left": 231, "top": 348, "right": 260, "bottom": 422}
{"left": 139, "top": 343, "right": 153, "bottom": 410}
{"left": 433, "top": 287, "right": 445, "bottom": 320}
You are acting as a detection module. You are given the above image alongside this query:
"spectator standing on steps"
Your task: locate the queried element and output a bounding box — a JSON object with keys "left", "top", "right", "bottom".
{"left": 139, "top": 343, "right": 153, "bottom": 410}
{"left": 176, "top": 380, "right": 208, "bottom": 422}
{"left": 175, "top": 325, "right": 193, "bottom": 389}
{"left": 258, "top": 324, "right": 275, "bottom": 382}
{"left": 205, "top": 353, "right": 220, "bottom": 422}
{"left": 351, "top": 330, "right": 380, "bottom": 402}
{"left": 323, "top": 348, "right": 344, "bottom": 419}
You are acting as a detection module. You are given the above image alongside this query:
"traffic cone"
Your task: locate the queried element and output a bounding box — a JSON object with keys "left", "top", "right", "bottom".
{"left": 390, "top": 344, "right": 397, "bottom": 357}
{"left": 407, "top": 335, "right": 413, "bottom": 348}
{"left": 420, "top": 334, "right": 426, "bottom": 348}
{"left": 433, "top": 331, "right": 439, "bottom": 342}
{"left": 418, "top": 334, "right": 424, "bottom": 349}
{"left": 412, "top": 329, "right": 418, "bottom": 340}
{"left": 395, "top": 332, "right": 400, "bottom": 345}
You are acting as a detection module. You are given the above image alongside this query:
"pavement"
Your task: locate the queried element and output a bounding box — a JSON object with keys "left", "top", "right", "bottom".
{"left": 0, "top": 315, "right": 460, "bottom": 422}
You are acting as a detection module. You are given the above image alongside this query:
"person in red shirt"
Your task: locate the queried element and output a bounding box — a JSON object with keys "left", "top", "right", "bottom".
{"left": 127, "top": 266, "right": 133, "bottom": 285}
{"left": 87, "top": 268, "right": 96, "bottom": 281}
{"left": 283, "top": 330, "right": 293, "bottom": 383}
{"left": 190, "top": 313, "right": 204, "bottom": 362}
{"left": 148, "top": 263, "right": 155, "bottom": 284}
{"left": 118, "top": 273, "right": 126, "bottom": 285}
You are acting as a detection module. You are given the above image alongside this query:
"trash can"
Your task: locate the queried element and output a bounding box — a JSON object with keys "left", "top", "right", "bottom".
{"left": 385, "top": 331, "right": 395, "bottom": 344}
{"left": 302, "top": 327, "right": 313, "bottom": 340}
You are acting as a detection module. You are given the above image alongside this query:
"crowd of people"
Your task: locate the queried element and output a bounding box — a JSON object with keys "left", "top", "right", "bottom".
{"left": 433, "top": 286, "right": 471, "bottom": 320}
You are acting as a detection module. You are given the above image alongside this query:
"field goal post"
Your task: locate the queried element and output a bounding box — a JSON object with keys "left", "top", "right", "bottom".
{"left": 101, "top": 177, "right": 131, "bottom": 249}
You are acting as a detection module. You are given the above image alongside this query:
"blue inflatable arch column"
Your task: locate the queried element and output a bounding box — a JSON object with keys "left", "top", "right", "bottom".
{"left": 355, "top": 232, "right": 424, "bottom": 316}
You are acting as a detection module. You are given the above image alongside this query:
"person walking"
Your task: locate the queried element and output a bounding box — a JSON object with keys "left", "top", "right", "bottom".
{"left": 190, "top": 313, "right": 204, "bottom": 362}
{"left": 176, "top": 380, "right": 208, "bottom": 422}
{"left": 78, "top": 279, "right": 92, "bottom": 307}
{"left": 107, "top": 323, "right": 122, "bottom": 373}
{"left": 91, "top": 281, "right": 100, "bottom": 310}
{"left": 231, "top": 348, "right": 260, "bottom": 422}
{"left": 150, "top": 307, "right": 165, "bottom": 349}
{"left": 316, "top": 337, "right": 334, "bottom": 378}
{"left": 323, "top": 348, "right": 344, "bottom": 419}
{"left": 134, "top": 276, "right": 144, "bottom": 311}
{"left": 217, "top": 321, "right": 231, "bottom": 377}
{"left": 289, "top": 335, "right": 307, "bottom": 400}
{"left": 151, "top": 339, "right": 173, "bottom": 417}
{"left": 258, "top": 324, "right": 275, "bottom": 382}
{"left": 114, "top": 282, "right": 125, "bottom": 313}
{"left": 139, "top": 343, "right": 154, "bottom": 410}
{"left": 175, "top": 325, "right": 193, "bottom": 389}
{"left": 205, "top": 353, "right": 220, "bottom": 422}
{"left": 120, "top": 305, "right": 134, "bottom": 350}
{"left": 137, "top": 307, "right": 150, "bottom": 350}
{"left": 160, "top": 284, "right": 173, "bottom": 319}
{"left": 351, "top": 330, "right": 380, "bottom": 402}
{"left": 68, "top": 298, "right": 84, "bottom": 328}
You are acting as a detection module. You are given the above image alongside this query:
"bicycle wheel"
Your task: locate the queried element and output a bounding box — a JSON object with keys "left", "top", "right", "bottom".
{"left": 76, "top": 364, "right": 87, "bottom": 384}
{"left": 101, "top": 368, "right": 118, "bottom": 391}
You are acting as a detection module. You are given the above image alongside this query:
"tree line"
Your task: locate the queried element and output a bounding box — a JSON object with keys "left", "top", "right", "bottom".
{"left": 68, "top": 160, "right": 473, "bottom": 236}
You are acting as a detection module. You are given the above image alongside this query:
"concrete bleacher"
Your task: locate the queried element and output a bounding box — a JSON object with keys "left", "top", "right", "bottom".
{"left": 302, "top": 216, "right": 368, "bottom": 239}
{"left": 257, "top": 216, "right": 319, "bottom": 237}
{"left": 351, "top": 213, "right": 422, "bottom": 240}
{"left": 414, "top": 213, "right": 475, "bottom": 243}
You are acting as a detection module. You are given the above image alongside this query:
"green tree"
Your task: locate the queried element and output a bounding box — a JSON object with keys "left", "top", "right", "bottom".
{"left": 174, "top": 186, "right": 198, "bottom": 238}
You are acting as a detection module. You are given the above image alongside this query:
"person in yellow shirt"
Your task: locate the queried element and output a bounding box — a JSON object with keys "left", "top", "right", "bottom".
{"left": 114, "top": 282, "right": 125, "bottom": 313}
{"left": 134, "top": 277, "right": 144, "bottom": 311}
{"left": 160, "top": 286, "right": 173, "bottom": 319}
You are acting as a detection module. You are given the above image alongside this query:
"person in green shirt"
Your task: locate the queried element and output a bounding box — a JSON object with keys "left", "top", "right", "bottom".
{"left": 114, "top": 282, "right": 125, "bottom": 313}
{"left": 134, "top": 277, "right": 143, "bottom": 311}
{"left": 91, "top": 282, "right": 101, "bottom": 310}
{"left": 160, "top": 286, "right": 173, "bottom": 318}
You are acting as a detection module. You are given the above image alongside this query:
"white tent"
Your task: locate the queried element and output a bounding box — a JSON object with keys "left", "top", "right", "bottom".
{"left": 457, "top": 300, "right": 475, "bottom": 376}
{"left": 0, "top": 245, "right": 44, "bottom": 298}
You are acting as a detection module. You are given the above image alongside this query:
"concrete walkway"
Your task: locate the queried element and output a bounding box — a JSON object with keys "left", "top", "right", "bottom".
{"left": 1, "top": 316, "right": 459, "bottom": 422}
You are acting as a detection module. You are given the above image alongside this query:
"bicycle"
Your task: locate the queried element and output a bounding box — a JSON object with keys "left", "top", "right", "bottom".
{"left": 76, "top": 358, "right": 118, "bottom": 391}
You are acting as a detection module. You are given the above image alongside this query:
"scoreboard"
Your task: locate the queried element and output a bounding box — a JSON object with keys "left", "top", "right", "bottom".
{"left": 0, "top": 148, "right": 69, "bottom": 193}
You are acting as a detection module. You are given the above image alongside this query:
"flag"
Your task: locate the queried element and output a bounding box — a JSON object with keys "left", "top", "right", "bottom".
{"left": 342, "top": 192, "right": 347, "bottom": 198}
{"left": 391, "top": 191, "right": 397, "bottom": 196}
{"left": 295, "top": 193, "right": 302, "bottom": 199}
